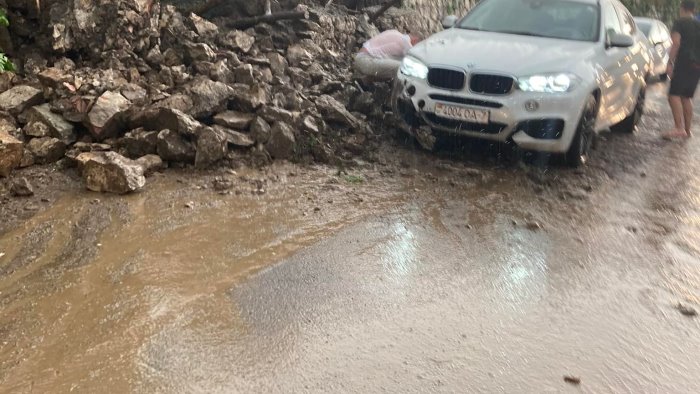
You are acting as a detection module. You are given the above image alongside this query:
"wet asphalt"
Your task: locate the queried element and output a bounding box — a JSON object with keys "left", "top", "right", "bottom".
{"left": 1, "top": 83, "right": 699, "bottom": 393}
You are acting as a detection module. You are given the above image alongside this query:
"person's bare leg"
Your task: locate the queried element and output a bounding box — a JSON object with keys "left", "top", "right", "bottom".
{"left": 664, "top": 95, "right": 688, "bottom": 139}
{"left": 681, "top": 97, "right": 693, "bottom": 137}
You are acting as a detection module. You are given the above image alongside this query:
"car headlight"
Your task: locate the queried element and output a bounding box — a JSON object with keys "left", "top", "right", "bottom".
{"left": 400, "top": 57, "right": 429, "bottom": 79}
{"left": 518, "top": 73, "right": 581, "bottom": 93}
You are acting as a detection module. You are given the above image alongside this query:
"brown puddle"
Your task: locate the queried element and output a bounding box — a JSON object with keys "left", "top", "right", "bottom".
{"left": 0, "top": 164, "right": 427, "bottom": 393}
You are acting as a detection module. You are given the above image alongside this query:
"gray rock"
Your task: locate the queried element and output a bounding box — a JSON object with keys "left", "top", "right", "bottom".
{"left": 157, "top": 129, "right": 195, "bottom": 163}
{"left": 120, "top": 83, "right": 148, "bottom": 104}
{"left": 266, "top": 52, "right": 288, "bottom": 77}
{"left": 221, "top": 30, "right": 255, "bottom": 53}
{"left": 27, "top": 104, "right": 76, "bottom": 143}
{"left": 301, "top": 115, "right": 320, "bottom": 133}
{"left": 11, "top": 177, "right": 34, "bottom": 197}
{"left": 118, "top": 128, "right": 159, "bottom": 158}
{"left": 189, "top": 13, "right": 219, "bottom": 37}
{"left": 154, "top": 93, "right": 195, "bottom": 114}
{"left": 163, "top": 47, "right": 184, "bottom": 67}
{"left": 195, "top": 127, "right": 227, "bottom": 168}
{"left": 130, "top": 108, "right": 204, "bottom": 137}
{"left": 315, "top": 94, "right": 359, "bottom": 127}
{"left": 185, "top": 42, "right": 217, "bottom": 63}
{"left": 23, "top": 121, "right": 51, "bottom": 138}
{"left": 265, "top": 122, "right": 296, "bottom": 160}
{"left": 234, "top": 64, "right": 256, "bottom": 86}
{"left": 85, "top": 91, "right": 131, "bottom": 140}
{"left": 135, "top": 154, "right": 165, "bottom": 176}
{"left": 27, "top": 137, "right": 66, "bottom": 164}
{"left": 79, "top": 151, "right": 146, "bottom": 194}
{"left": 186, "top": 77, "right": 235, "bottom": 118}
{"left": 212, "top": 125, "right": 255, "bottom": 147}
{"left": 0, "top": 131, "right": 24, "bottom": 177}
{"left": 250, "top": 117, "right": 271, "bottom": 144}
{"left": 231, "top": 84, "right": 270, "bottom": 112}
{"left": 37, "top": 67, "right": 71, "bottom": 88}
{"left": 286, "top": 44, "right": 312, "bottom": 67}
{"left": 258, "top": 106, "right": 297, "bottom": 124}
{"left": 214, "top": 111, "right": 255, "bottom": 130}
{"left": 19, "top": 149, "right": 35, "bottom": 168}
{"left": 0, "top": 85, "right": 44, "bottom": 115}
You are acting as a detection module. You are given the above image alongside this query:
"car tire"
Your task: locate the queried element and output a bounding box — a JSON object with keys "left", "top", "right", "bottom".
{"left": 565, "top": 95, "right": 598, "bottom": 168}
{"left": 613, "top": 84, "right": 646, "bottom": 133}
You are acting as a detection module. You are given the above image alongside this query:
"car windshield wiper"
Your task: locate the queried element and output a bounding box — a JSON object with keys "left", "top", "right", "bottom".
{"left": 496, "top": 30, "right": 549, "bottom": 38}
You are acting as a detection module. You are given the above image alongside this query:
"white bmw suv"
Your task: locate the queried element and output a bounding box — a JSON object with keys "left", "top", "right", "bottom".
{"left": 392, "top": 0, "right": 651, "bottom": 166}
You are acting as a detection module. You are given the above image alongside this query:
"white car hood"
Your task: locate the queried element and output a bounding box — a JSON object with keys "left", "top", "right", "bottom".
{"left": 409, "top": 29, "right": 598, "bottom": 76}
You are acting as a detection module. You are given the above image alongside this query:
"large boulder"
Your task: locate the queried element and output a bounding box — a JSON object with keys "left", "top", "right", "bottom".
{"left": 157, "top": 129, "right": 196, "bottom": 163}
{"left": 250, "top": 117, "right": 271, "bottom": 144}
{"left": 213, "top": 111, "right": 255, "bottom": 130}
{"left": 27, "top": 104, "right": 77, "bottom": 143}
{"left": 186, "top": 77, "right": 235, "bottom": 118}
{"left": 0, "top": 131, "right": 23, "bottom": 177}
{"left": 79, "top": 151, "right": 146, "bottom": 194}
{"left": 194, "top": 127, "right": 227, "bottom": 168}
{"left": 265, "top": 122, "right": 296, "bottom": 160}
{"left": 315, "top": 95, "right": 359, "bottom": 128}
{"left": 27, "top": 137, "right": 67, "bottom": 164}
{"left": 0, "top": 85, "right": 44, "bottom": 115}
{"left": 85, "top": 91, "right": 132, "bottom": 140}
{"left": 130, "top": 108, "right": 203, "bottom": 136}
{"left": 212, "top": 125, "right": 255, "bottom": 148}
{"left": 117, "top": 128, "right": 159, "bottom": 158}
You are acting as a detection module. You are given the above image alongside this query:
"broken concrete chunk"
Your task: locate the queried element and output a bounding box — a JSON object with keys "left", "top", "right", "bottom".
{"left": 0, "top": 85, "right": 44, "bottom": 115}
{"left": 233, "top": 64, "right": 256, "bottom": 86}
{"left": 231, "top": 85, "right": 270, "bottom": 112}
{"left": 187, "top": 77, "right": 235, "bottom": 118}
{"left": 266, "top": 52, "right": 289, "bottom": 77}
{"left": 221, "top": 30, "right": 256, "bottom": 53}
{"left": 118, "top": 129, "right": 159, "bottom": 158}
{"left": 213, "top": 111, "right": 255, "bottom": 130}
{"left": 265, "top": 121, "right": 296, "bottom": 160}
{"left": 157, "top": 129, "right": 195, "bottom": 163}
{"left": 79, "top": 151, "right": 146, "bottom": 194}
{"left": 27, "top": 137, "right": 67, "bottom": 164}
{"left": 189, "top": 13, "right": 219, "bottom": 37}
{"left": 286, "top": 44, "right": 313, "bottom": 67}
{"left": 27, "top": 104, "right": 77, "bottom": 143}
{"left": 258, "top": 106, "right": 297, "bottom": 124}
{"left": 0, "top": 131, "right": 24, "bottom": 177}
{"left": 185, "top": 42, "right": 217, "bottom": 63}
{"left": 86, "top": 91, "right": 131, "bottom": 140}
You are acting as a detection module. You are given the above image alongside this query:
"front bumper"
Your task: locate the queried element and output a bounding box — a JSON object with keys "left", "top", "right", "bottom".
{"left": 391, "top": 74, "right": 590, "bottom": 153}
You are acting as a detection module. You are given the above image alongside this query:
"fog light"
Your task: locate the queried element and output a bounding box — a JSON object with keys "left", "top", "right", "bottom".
{"left": 407, "top": 85, "right": 416, "bottom": 96}
{"left": 418, "top": 100, "right": 425, "bottom": 109}
{"left": 525, "top": 100, "right": 539, "bottom": 112}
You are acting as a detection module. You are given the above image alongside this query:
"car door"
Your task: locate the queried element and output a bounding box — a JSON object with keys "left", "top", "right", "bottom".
{"left": 614, "top": 3, "right": 646, "bottom": 117}
{"left": 657, "top": 22, "right": 673, "bottom": 68}
{"left": 597, "top": 0, "right": 627, "bottom": 128}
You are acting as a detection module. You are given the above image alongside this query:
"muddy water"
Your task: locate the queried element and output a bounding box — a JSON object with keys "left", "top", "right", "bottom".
{"left": 1, "top": 84, "right": 699, "bottom": 392}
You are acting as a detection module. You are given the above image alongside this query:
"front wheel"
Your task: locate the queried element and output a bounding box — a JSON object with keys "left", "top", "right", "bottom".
{"left": 565, "top": 95, "right": 598, "bottom": 167}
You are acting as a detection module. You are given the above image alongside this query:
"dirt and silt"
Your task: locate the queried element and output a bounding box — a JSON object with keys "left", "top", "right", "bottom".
{"left": 0, "top": 80, "right": 699, "bottom": 392}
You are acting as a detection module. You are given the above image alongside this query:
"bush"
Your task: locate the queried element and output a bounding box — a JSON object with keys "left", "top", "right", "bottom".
{"left": 0, "top": 8, "right": 14, "bottom": 72}
{"left": 620, "top": 0, "right": 682, "bottom": 25}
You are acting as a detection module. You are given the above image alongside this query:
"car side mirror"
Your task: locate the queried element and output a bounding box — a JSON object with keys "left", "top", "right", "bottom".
{"left": 441, "top": 15, "right": 458, "bottom": 29}
{"left": 609, "top": 33, "right": 634, "bottom": 48}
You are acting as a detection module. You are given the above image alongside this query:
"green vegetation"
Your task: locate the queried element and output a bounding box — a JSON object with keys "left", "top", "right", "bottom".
{"left": 0, "top": 8, "right": 14, "bottom": 72}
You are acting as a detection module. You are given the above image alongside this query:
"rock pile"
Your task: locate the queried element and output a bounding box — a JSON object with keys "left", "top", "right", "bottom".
{"left": 0, "top": 0, "right": 407, "bottom": 193}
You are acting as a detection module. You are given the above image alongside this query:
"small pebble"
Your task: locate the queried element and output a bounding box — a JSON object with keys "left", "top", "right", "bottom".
{"left": 564, "top": 375, "right": 581, "bottom": 385}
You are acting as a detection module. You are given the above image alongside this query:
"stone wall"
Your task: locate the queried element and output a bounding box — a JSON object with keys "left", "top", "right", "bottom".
{"left": 377, "top": 0, "right": 475, "bottom": 36}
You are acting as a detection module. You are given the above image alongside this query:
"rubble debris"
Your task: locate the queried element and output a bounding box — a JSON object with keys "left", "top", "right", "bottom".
{"left": 157, "top": 129, "right": 196, "bottom": 163}
{"left": 213, "top": 125, "right": 255, "bottom": 147}
{"left": 23, "top": 121, "right": 51, "bottom": 138}
{"left": 27, "top": 137, "right": 66, "bottom": 164}
{"left": 79, "top": 151, "right": 147, "bottom": 194}
{"left": 0, "top": 85, "right": 44, "bottom": 115}
{"left": 10, "top": 177, "right": 34, "bottom": 197}
{"left": 676, "top": 303, "right": 698, "bottom": 317}
{"left": 86, "top": 91, "right": 132, "bottom": 140}
{"left": 27, "top": 104, "right": 77, "bottom": 143}
{"left": 194, "top": 126, "right": 228, "bottom": 168}
{"left": 266, "top": 121, "right": 296, "bottom": 159}
{"left": 316, "top": 94, "right": 360, "bottom": 128}
{"left": 250, "top": 117, "right": 272, "bottom": 144}
{"left": 214, "top": 111, "right": 255, "bottom": 130}
{"left": 135, "top": 154, "right": 166, "bottom": 176}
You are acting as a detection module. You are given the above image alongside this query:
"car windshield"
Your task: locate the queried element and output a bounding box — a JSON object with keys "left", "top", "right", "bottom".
{"left": 636, "top": 20, "right": 652, "bottom": 37}
{"left": 457, "top": 0, "right": 600, "bottom": 42}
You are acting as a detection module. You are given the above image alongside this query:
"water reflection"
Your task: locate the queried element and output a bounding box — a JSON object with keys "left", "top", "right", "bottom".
{"left": 496, "top": 229, "right": 549, "bottom": 306}
{"left": 380, "top": 221, "right": 419, "bottom": 279}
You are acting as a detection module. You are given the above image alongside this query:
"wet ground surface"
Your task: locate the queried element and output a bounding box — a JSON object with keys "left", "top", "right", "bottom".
{"left": 1, "top": 83, "right": 699, "bottom": 392}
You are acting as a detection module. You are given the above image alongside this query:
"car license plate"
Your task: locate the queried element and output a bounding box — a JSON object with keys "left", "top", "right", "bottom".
{"left": 434, "top": 103, "right": 489, "bottom": 124}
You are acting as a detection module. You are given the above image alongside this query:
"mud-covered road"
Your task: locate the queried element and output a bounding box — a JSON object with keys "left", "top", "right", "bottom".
{"left": 1, "top": 83, "right": 699, "bottom": 393}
